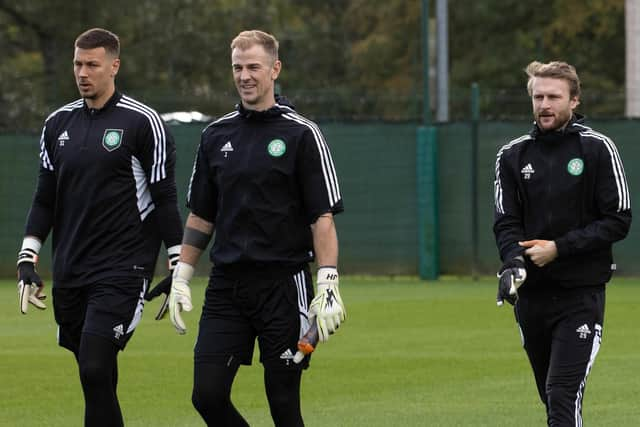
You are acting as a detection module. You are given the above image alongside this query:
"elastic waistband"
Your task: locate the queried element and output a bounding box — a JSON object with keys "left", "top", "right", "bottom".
{"left": 519, "top": 283, "right": 605, "bottom": 299}
{"left": 212, "top": 262, "right": 309, "bottom": 280}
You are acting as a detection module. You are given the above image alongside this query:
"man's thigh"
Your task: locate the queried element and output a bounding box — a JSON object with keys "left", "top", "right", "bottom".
{"left": 195, "top": 286, "right": 257, "bottom": 366}
{"left": 256, "top": 268, "right": 313, "bottom": 370}
{"left": 83, "top": 280, "right": 148, "bottom": 349}
{"left": 548, "top": 290, "right": 605, "bottom": 391}
{"left": 53, "top": 279, "right": 148, "bottom": 353}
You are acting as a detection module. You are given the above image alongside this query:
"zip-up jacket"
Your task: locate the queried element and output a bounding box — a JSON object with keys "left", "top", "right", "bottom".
{"left": 25, "top": 91, "right": 183, "bottom": 287}
{"left": 187, "top": 100, "right": 343, "bottom": 274}
{"left": 494, "top": 115, "right": 631, "bottom": 289}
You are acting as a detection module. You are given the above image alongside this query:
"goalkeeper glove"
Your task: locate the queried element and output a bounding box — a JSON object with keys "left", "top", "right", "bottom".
{"left": 309, "top": 266, "right": 346, "bottom": 342}
{"left": 496, "top": 256, "right": 527, "bottom": 307}
{"left": 17, "top": 237, "right": 46, "bottom": 314}
{"left": 144, "top": 245, "right": 180, "bottom": 320}
{"left": 169, "top": 261, "right": 194, "bottom": 334}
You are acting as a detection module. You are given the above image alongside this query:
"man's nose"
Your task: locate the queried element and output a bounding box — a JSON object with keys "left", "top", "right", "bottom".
{"left": 239, "top": 68, "right": 251, "bottom": 81}
{"left": 77, "top": 65, "right": 88, "bottom": 77}
{"left": 540, "top": 96, "right": 551, "bottom": 109}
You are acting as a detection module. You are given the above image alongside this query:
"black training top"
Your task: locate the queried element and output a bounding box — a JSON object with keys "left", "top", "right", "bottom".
{"left": 25, "top": 91, "right": 183, "bottom": 287}
{"left": 494, "top": 114, "right": 632, "bottom": 289}
{"left": 187, "top": 100, "right": 343, "bottom": 274}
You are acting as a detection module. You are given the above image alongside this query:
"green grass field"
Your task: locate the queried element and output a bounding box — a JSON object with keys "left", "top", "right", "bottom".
{"left": 2, "top": 276, "right": 640, "bottom": 426}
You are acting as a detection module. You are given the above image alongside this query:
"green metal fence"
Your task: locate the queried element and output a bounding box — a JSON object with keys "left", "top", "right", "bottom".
{"left": 2, "top": 119, "right": 638, "bottom": 278}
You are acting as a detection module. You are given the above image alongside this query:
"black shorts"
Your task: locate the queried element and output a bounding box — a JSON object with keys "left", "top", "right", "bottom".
{"left": 52, "top": 279, "right": 148, "bottom": 353}
{"left": 195, "top": 267, "right": 314, "bottom": 370}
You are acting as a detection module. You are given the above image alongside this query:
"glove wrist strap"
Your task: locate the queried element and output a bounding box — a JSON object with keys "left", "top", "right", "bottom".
{"left": 174, "top": 261, "right": 195, "bottom": 282}
{"left": 17, "top": 237, "right": 42, "bottom": 266}
{"left": 316, "top": 266, "right": 339, "bottom": 289}
{"left": 167, "top": 245, "right": 181, "bottom": 270}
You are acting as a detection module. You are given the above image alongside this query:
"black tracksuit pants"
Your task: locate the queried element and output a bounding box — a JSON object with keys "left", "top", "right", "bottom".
{"left": 515, "top": 286, "right": 605, "bottom": 427}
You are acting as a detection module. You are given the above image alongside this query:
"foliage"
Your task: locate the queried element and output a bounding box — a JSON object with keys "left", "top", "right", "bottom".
{"left": 448, "top": 0, "right": 625, "bottom": 119}
{"left": 0, "top": 0, "right": 627, "bottom": 129}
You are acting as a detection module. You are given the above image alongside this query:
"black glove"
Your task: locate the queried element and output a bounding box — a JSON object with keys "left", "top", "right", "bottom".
{"left": 17, "top": 261, "right": 46, "bottom": 314}
{"left": 496, "top": 256, "right": 527, "bottom": 307}
{"left": 145, "top": 274, "right": 171, "bottom": 320}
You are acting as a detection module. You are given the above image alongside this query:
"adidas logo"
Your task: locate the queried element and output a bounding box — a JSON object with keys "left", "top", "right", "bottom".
{"left": 280, "top": 349, "right": 295, "bottom": 365}
{"left": 221, "top": 141, "right": 234, "bottom": 158}
{"left": 576, "top": 324, "right": 591, "bottom": 339}
{"left": 521, "top": 163, "right": 535, "bottom": 180}
{"left": 113, "top": 324, "right": 124, "bottom": 339}
{"left": 280, "top": 349, "right": 294, "bottom": 360}
{"left": 58, "top": 130, "right": 70, "bottom": 146}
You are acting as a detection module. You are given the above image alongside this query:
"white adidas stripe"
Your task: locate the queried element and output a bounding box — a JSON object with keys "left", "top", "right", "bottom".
{"left": 282, "top": 112, "right": 341, "bottom": 206}
{"left": 293, "top": 270, "right": 310, "bottom": 340}
{"left": 131, "top": 156, "right": 155, "bottom": 220}
{"left": 126, "top": 279, "right": 149, "bottom": 334}
{"left": 494, "top": 134, "right": 532, "bottom": 214}
{"left": 579, "top": 131, "right": 630, "bottom": 212}
{"left": 40, "top": 100, "right": 84, "bottom": 171}
{"left": 119, "top": 96, "right": 166, "bottom": 182}
{"left": 202, "top": 111, "right": 240, "bottom": 133}
{"left": 44, "top": 99, "right": 83, "bottom": 123}
{"left": 39, "top": 126, "right": 54, "bottom": 171}
{"left": 573, "top": 323, "right": 602, "bottom": 427}
{"left": 117, "top": 96, "right": 167, "bottom": 183}
{"left": 186, "top": 147, "right": 200, "bottom": 206}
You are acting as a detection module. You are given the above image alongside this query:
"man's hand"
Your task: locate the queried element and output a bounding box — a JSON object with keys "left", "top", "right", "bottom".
{"left": 17, "top": 237, "right": 46, "bottom": 314}
{"left": 497, "top": 256, "right": 527, "bottom": 307}
{"left": 309, "top": 267, "right": 346, "bottom": 342}
{"left": 144, "top": 245, "right": 182, "bottom": 320}
{"left": 519, "top": 239, "right": 558, "bottom": 267}
{"left": 168, "top": 262, "right": 194, "bottom": 334}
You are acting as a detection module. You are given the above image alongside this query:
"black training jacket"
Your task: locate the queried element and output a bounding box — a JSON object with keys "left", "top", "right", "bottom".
{"left": 25, "top": 91, "right": 183, "bottom": 287}
{"left": 493, "top": 115, "right": 631, "bottom": 289}
{"left": 187, "top": 100, "right": 343, "bottom": 273}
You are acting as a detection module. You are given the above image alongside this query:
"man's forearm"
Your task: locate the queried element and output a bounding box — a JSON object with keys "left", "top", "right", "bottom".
{"left": 311, "top": 213, "right": 338, "bottom": 267}
{"left": 181, "top": 213, "right": 214, "bottom": 266}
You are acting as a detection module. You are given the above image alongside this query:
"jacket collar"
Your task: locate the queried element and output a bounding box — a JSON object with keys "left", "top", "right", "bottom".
{"left": 236, "top": 94, "right": 296, "bottom": 119}
{"left": 530, "top": 113, "right": 585, "bottom": 139}
{"left": 83, "top": 90, "right": 122, "bottom": 115}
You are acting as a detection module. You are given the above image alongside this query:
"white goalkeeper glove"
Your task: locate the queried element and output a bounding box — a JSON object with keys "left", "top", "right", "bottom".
{"left": 309, "top": 267, "right": 346, "bottom": 342}
{"left": 145, "top": 245, "right": 180, "bottom": 320}
{"left": 496, "top": 256, "right": 527, "bottom": 306}
{"left": 169, "top": 261, "right": 194, "bottom": 334}
{"left": 17, "top": 237, "right": 46, "bottom": 314}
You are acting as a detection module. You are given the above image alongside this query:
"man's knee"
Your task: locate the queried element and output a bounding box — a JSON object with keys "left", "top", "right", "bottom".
{"left": 265, "top": 368, "right": 303, "bottom": 426}
{"left": 192, "top": 380, "right": 230, "bottom": 414}
{"left": 545, "top": 383, "right": 580, "bottom": 426}
{"left": 79, "top": 357, "right": 112, "bottom": 389}
{"left": 192, "top": 361, "right": 239, "bottom": 417}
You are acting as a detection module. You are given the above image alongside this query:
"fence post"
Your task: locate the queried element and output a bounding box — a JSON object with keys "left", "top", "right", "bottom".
{"left": 470, "top": 83, "right": 480, "bottom": 280}
{"left": 417, "top": 126, "right": 439, "bottom": 280}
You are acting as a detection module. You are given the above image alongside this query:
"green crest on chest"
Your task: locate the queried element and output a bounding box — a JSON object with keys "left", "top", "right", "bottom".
{"left": 267, "top": 139, "right": 286, "bottom": 157}
{"left": 102, "top": 129, "right": 123, "bottom": 152}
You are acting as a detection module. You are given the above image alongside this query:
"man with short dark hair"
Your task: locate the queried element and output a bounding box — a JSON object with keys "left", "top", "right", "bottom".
{"left": 167, "top": 29, "right": 345, "bottom": 426}
{"left": 17, "top": 27, "right": 183, "bottom": 426}
{"left": 494, "top": 60, "right": 631, "bottom": 425}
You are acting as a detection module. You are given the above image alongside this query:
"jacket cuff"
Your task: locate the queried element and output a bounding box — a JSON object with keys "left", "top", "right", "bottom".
{"left": 554, "top": 237, "right": 569, "bottom": 258}
{"left": 504, "top": 244, "right": 525, "bottom": 262}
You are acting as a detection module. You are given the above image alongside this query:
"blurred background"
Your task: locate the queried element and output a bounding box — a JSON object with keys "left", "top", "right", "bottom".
{"left": 1, "top": 0, "right": 638, "bottom": 279}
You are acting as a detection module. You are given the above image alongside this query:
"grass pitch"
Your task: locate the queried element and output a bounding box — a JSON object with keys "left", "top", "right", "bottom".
{"left": 1, "top": 276, "right": 639, "bottom": 426}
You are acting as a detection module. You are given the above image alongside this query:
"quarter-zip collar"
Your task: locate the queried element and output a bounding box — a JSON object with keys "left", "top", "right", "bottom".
{"left": 530, "top": 113, "right": 585, "bottom": 140}
{"left": 83, "top": 90, "right": 122, "bottom": 116}
{"left": 236, "top": 94, "right": 295, "bottom": 120}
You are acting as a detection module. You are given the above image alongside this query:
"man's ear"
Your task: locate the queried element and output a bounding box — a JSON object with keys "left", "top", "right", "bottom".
{"left": 111, "top": 58, "right": 121, "bottom": 78}
{"left": 272, "top": 59, "right": 281, "bottom": 81}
